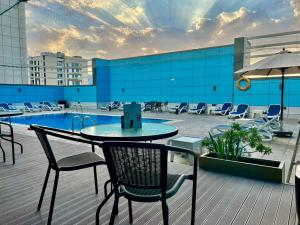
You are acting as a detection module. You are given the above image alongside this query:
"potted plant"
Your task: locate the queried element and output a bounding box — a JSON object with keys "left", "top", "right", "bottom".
{"left": 200, "top": 123, "right": 285, "bottom": 183}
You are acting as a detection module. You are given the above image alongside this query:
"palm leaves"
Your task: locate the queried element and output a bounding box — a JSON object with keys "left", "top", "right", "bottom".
{"left": 202, "top": 123, "right": 272, "bottom": 161}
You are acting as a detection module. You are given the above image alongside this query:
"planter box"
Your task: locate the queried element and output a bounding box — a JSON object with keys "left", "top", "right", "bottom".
{"left": 199, "top": 153, "right": 285, "bottom": 183}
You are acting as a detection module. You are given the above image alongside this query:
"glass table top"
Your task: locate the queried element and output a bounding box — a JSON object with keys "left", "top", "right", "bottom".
{"left": 81, "top": 123, "right": 178, "bottom": 141}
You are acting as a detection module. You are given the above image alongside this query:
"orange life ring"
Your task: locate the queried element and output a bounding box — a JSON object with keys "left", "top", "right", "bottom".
{"left": 237, "top": 77, "right": 251, "bottom": 91}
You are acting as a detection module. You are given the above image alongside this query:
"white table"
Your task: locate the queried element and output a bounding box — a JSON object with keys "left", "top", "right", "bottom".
{"left": 250, "top": 110, "right": 264, "bottom": 118}
{"left": 167, "top": 136, "right": 203, "bottom": 163}
{"left": 207, "top": 106, "right": 217, "bottom": 115}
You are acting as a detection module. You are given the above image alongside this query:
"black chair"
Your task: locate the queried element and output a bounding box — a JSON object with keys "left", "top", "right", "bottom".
{"left": 0, "top": 121, "right": 23, "bottom": 164}
{"left": 30, "top": 125, "right": 108, "bottom": 225}
{"left": 96, "top": 141, "right": 197, "bottom": 225}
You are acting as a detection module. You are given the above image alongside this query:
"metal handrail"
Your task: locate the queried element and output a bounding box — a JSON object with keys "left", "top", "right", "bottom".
{"left": 71, "top": 103, "right": 83, "bottom": 114}
{"left": 72, "top": 115, "right": 83, "bottom": 132}
{"left": 82, "top": 116, "right": 96, "bottom": 128}
{"left": 78, "top": 103, "right": 83, "bottom": 113}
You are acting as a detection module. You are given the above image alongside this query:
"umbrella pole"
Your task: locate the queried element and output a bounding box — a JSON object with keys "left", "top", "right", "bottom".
{"left": 274, "top": 68, "right": 292, "bottom": 137}
{"left": 280, "top": 69, "right": 285, "bottom": 126}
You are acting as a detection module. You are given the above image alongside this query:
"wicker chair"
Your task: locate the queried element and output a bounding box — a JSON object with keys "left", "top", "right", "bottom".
{"left": 96, "top": 141, "right": 198, "bottom": 225}
{"left": 0, "top": 121, "right": 23, "bottom": 164}
{"left": 30, "top": 125, "right": 108, "bottom": 225}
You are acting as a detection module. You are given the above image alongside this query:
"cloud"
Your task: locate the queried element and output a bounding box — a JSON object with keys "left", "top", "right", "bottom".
{"left": 270, "top": 18, "right": 285, "bottom": 23}
{"left": 289, "top": 0, "right": 300, "bottom": 17}
{"left": 96, "top": 49, "right": 108, "bottom": 57}
{"left": 192, "top": 17, "right": 212, "bottom": 30}
{"left": 218, "top": 7, "right": 250, "bottom": 25}
{"left": 26, "top": 0, "right": 300, "bottom": 59}
{"left": 27, "top": 23, "right": 102, "bottom": 57}
{"left": 116, "top": 6, "right": 144, "bottom": 25}
{"left": 115, "top": 37, "right": 126, "bottom": 46}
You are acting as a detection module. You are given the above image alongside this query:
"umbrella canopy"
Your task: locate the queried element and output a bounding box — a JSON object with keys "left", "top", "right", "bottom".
{"left": 236, "top": 49, "right": 300, "bottom": 77}
{"left": 235, "top": 49, "right": 300, "bottom": 123}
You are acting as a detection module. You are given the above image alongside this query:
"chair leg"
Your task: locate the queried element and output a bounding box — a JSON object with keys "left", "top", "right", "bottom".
{"left": 128, "top": 199, "right": 133, "bottom": 224}
{"left": 0, "top": 142, "right": 6, "bottom": 162}
{"left": 47, "top": 171, "right": 59, "bottom": 225}
{"left": 38, "top": 165, "right": 51, "bottom": 211}
{"left": 11, "top": 135, "right": 15, "bottom": 165}
{"left": 109, "top": 195, "right": 119, "bottom": 225}
{"left": 191, "top": 177, "right": 197, "bottom": 225}
{"left": 161, "top": 199, "right": 169, "bottom": 225}
{"left": 14, "top": 141, "right": 23, "bottom": 154}
{"left": 96, "top": 190, "right": 115, "bottom": 225}
{"left": 93, "top": 166, "right": 98, "bottom": 194}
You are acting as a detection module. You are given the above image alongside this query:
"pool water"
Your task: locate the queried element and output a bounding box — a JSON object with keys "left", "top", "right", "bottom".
{"left": 3, "top": 113, "right": 170, "bottom": 131}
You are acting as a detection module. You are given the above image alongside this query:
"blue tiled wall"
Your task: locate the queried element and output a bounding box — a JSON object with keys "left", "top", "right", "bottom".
{"left": 0, "top": 84, "right": 97, "bottom": 104}
{"left": 0, "top": 84, "right": 63, "bottom": 103}
{"left": 95, "top": 59, "right": 110, "bottom": 105}
{"left": 233, "top": 78, "right": 300, "bottom": 107}
{"left": 2, "top": 45, "right": 299, "bottom": 109}
{"left": 63, "top": 86, "right": 97, "bottom": 103}
{"left": 95, "top": 45, "right": 234, "bottom": 104}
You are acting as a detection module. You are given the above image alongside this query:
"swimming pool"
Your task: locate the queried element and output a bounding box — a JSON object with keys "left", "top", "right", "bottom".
{"left": 2, "top": 113, "right": 170, "bottom": 131}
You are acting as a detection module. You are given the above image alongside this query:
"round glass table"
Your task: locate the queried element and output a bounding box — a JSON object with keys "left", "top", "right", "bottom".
{"left": 80, "top": 123, "right": 178, "bottom": 141}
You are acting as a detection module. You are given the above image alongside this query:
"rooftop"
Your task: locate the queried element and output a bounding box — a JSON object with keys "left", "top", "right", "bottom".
{"left": 1, "top": 110, "right": 299, "bottom": 225}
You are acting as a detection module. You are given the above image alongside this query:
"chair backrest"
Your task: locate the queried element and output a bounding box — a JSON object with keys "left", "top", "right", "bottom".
{"left": 44, "top": 102, "right": 51, "bottom": 107}
{"left": 222, "top": 102, "right": 232, "bottom": 111}
{"left": 8, "top": 103, "right": 16, "bottom": 110}
{"left": 179, "top": 102, "right": 188, "bottom": 108}
{"left": 30, "top": 125, "right": 58, "bottom": 169}
{"left": 268, "top": 104, "right": 280, "bottom": 116}
{"left": 197, "top": 103, "right": 206, "bottom": 109}
{"left": 24, "top": 102, "right": 32, "bottom": 108}
{"left": 102, "top": 141, "right": 168, "bottom": 190}
{"left": 236, "top": 104, "right": 248, "bottom": 113}
{"left": 0, "top": 103, "right": 9, "bottom": 110}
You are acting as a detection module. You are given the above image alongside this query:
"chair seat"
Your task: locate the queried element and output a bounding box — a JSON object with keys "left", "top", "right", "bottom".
{"left": 120, "top": 174, "right": 188, "bottom": 202}
{"left": 57, "top": 152, "right": 105, "bottom": 171}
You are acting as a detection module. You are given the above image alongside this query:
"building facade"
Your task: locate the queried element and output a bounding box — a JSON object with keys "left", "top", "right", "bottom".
{"left": 0, "top": 0, "right": 27, "bottom": 84}
{"left": 29, "top": 52, "right": 91, "bottom": 86}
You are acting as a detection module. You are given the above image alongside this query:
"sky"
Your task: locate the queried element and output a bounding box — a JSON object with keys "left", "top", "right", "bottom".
{"left": 25, "top": 0, "right": 300, "bottom": 59}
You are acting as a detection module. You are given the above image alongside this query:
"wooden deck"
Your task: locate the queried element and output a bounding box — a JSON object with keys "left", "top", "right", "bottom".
{"left": 0, "top": 133, "right": 298, "bottom": 225}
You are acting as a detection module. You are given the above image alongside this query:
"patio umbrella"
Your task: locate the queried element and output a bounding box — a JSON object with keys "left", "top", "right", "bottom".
{"left": 235, "top": 49, "right": 300, "bottom": 136}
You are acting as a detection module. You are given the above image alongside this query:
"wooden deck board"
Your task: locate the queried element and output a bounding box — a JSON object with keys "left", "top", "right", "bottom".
{"left": 0, "top": 133, "right": 297, "bottom": 225}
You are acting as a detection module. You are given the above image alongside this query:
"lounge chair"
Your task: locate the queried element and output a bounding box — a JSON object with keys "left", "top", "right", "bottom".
{"left": 188, "top": 103, "right": 206, "bottom": 114}
{"left": 42, "top": 101, "right": 61, "bottom": 111}
{"left": 228, "top": 104, "right": 249, "bottom": 119}
{"left": 210, "top": 116, "right": 280, "bottom": 142}
{"left": 169, "top": 102, "right": 188, "bottom": 114}
{"left": 101, "top": 101, "right": 121, "bottom": 111}
{"left": 110, "top": 101, "right": 120, "bottom": 110}
{"left": 8, "top": 103, "right": 17, "bottom": 111}
{"left": 211, "top": 102, "right": 232, "bottom": 115}
{"left": 266, "top": 104, "right": 281, "bottom": 120}
{"left": 24, "top": 102, "right": 41, "bottom": 112}
{"left": 0, "top": 103, "right": 20, "bottom": 112}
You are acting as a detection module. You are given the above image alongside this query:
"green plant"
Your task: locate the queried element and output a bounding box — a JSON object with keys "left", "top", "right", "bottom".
{"left": 202, "top": 123, "right": 272, "bottom": 161}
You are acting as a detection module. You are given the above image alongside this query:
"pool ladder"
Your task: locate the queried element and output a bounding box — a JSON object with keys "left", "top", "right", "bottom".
{"left": 72, "top": 115, "right": 96, "bottom": 132}
{"left": 72, "top": 103, "right": 83, "bottom": 113}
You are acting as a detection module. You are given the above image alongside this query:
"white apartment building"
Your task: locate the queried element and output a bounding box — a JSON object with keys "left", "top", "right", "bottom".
{"left": 29, "top": 52, "right": 91, "bottom": 86}
{"left": 0, "top": 0, "right": 27, "bottom": 84}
